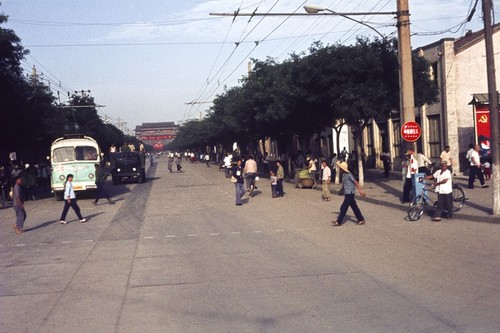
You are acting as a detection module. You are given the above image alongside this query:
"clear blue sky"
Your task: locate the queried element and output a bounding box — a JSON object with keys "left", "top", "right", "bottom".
{"left": 1, "top": 0, "right": 490, "bottom": 132}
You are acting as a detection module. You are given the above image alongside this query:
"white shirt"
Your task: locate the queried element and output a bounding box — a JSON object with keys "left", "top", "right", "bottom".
{"left": 223, "top": 156, "right": 232, "bottom": 167}
{"left": 433, "top": 169, "right": 452, "bottom": 194}
{"left": 466, "top": 148, "right": 474, "bottom": 161}
{"left": 470, "top": 150, "right": 480, "bottom": 167}
{"left": 322, "top": 166, "right": 331, "bottom": 181}
{"left": 416, "top": 153, "right": 432, "bottom": 168}
{"left": 405, "top": 154, "right": 418, "bottom": 178}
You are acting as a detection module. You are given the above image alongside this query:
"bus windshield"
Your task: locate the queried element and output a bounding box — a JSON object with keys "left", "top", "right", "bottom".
{"left": 53, "top": 146, "right": 98, "bottom": 163}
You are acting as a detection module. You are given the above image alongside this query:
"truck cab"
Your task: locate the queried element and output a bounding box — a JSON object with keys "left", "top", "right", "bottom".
{"left": 110, "top": 151, "right": 146, "bottom": 184}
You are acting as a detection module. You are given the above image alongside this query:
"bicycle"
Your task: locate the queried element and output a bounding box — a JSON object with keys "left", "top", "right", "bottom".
{"left": 408, "top": 182, "right": 465, "bottom": 221}
{"left": 245, "top": 172, "right": 258, "bottom": 197}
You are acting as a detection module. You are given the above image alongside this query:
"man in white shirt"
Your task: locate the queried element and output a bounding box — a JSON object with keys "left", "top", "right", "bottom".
{"left": 223, "top": 153, "right": 232, "bottom": 178}
{"left": 439, "top": 146, "right": 453, "bottom": 173}
{"left": 243, "top": 156, "right": 258, "bottom": 191}
{"left": 467, "top": 144, "right": 488, "bottom": 189}
{"left": 321, "top": 160, "right": 332, "bottom": 201}
{"left": 416, "top": 151, "right": 432, "bottom": 175}
{"left": 426, "top": 161, "right": 453, "bottom": 221}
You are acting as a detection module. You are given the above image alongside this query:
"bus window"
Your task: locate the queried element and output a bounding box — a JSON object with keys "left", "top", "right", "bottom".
{"left": 53, "top": 147, "right": 75, "bottom": 163}
{"left": 76, "top": 146, "right": 98, "bottom": 161}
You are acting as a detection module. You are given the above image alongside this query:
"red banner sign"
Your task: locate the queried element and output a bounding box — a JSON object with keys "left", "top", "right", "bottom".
{"left": 140, "top": 135, "right": 175, "bottom": 140}
{"left": 475, "top": 105, "right": 491, "bottom": 155}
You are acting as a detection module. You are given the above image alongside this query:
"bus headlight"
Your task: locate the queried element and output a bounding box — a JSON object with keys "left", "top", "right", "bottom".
{"left": 59, "top": 175, "right": 65, "bottom": 181}
{"left": 88, "top": 173, "right": 94, "bottom": 179}
{"left": 117, "top": 168, "right": 121, "bottom": 172}
{"left": 132, "top": 167, "right": 136, "bottom": 171}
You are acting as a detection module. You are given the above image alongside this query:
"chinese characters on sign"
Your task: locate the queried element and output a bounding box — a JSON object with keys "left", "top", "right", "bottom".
{"left": 401, "top": 121, "right": 421, "bottom": 142}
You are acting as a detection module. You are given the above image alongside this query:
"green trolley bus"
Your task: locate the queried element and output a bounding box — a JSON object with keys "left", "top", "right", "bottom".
{"left": 50, "top": 134, "right": 102, "bottom": 200}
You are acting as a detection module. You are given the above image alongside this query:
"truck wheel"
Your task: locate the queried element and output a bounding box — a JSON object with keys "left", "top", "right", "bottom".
{"left": 137, "top": 174, "right": 143, "bottom": 183}
{"left": 54, "top": 192, "right": 64, "bottom": 201}
{"left": 141, "top": 170, "right": 146, "bottom": 183}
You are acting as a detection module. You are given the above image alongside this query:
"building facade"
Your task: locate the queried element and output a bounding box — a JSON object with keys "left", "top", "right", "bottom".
{"left": 135, "top": 122, "right": 179, "bottom": 150}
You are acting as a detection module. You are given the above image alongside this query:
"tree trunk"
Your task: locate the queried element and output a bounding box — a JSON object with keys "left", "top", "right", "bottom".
{"left": 354, "top": 124, "right": 364, "bottom": 187}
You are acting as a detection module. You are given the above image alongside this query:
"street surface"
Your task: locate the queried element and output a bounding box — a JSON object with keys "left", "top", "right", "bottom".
{"left": 1, "top": 159, "right": 499, "bottom": 332}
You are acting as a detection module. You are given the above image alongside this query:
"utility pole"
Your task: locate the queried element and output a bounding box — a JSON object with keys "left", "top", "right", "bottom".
{"left": 482, "top": 0, "right": 500, "bottom": 215}
{"left": 396, "top": 0, "right": 416, "bottom": 153}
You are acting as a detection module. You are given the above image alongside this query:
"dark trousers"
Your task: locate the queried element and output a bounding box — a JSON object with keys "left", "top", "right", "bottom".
{"left": 468, "top": 166, "right": 485, "bottom": 188}
{"left": 95, "top": 183, "right": 110, "bottom": 203}
{"left": 271, "top": 184, "right": 278, "bottom": 197}
{"left": 277, "top": 179, "right": 284, "bottom": 196}
{"left": 402, "top": 177, "right": 413, "bottom": 202}
{"left": 336, "top": 194, "right": 364, "bottom": 224}
{"left": 434, "top": 193, "right": 453, "bottom": 218}
{"left": 383, "top": 162, "right": 391, "bottom": 178}
{"left": 60, "top": 199, "right": 83, "bottom": 221}
{"left": 14, "top": 205, "right": 27, "bottom": 229}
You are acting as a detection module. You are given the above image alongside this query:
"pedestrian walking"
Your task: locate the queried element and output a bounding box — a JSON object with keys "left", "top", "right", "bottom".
{"left": 331, "top": 162, "right": 366, "bottom": 226}
{"left": 12, "top": 176, "right": 26, "bottom": 234}
{"left": 426, "top": 161, "right": 453, "bottom": 221}
{"left": 321, "top": 160, "right": 331, "bottom": 202}
{"left": 93, "top": 163, "right": 114, "bottom": 205}
{"left": 232, "top": 158, "right": 246, "bottom": 206}
{"left": 468, "top": 144, "right": 489, "bottom": 189}
{"left": 150, "top": 154, "right": 154, "bottom": 167}
{"left": 59, "top": 174, "right": 86, "bottom": 224}
{"left": 276, "top": 161, "right": 285, "bottom": 197}
{"left": 204, "top": 154, "right": 210, "bottom": 167}
{"left": 167, "top": 157, "right": 173, "bottom": 173}
{"left": 175, "top": 155, "right": 182, "bottom": 172}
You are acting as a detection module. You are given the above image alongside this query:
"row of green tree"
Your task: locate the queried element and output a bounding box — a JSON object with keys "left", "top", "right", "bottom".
{"left": 0, "top": 9, "right": 124, "bottom": 166}
{"left": 171, "top": 38, "right": 438, "bottom": 178}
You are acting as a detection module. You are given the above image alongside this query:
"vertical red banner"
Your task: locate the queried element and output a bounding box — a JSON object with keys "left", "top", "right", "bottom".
{"left": 476, "top": 105, "right": 491, "bottom": 156}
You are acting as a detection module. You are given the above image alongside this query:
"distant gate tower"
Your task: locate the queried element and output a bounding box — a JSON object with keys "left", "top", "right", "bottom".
{"left": 134, "top": 122, "right": 179, "bottom": 151}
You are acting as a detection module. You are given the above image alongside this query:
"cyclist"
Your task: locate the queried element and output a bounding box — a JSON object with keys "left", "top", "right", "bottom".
{"left": 243, "top": 155, "right": 258, "bottom": 193}
{"left": 425, "top": 161, "right": 453, "bottom": 221}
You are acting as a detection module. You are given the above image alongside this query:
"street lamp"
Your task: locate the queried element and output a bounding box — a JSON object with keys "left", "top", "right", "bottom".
{"left": 303, "top": 4, "right": 386, "bottom": 39}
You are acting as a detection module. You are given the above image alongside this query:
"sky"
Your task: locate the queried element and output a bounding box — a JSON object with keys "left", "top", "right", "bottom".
{"left": 1, "top": 0, "right": 494, "bottom": 133}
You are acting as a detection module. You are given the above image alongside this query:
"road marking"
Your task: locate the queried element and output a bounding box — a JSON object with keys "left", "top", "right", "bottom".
{"left": 187, "top": 234, "right": 197, "bottom": 237}
{"left": 275, "top": 229, "right": 285, "bottom": 232}
{"left": 84, "top": 239, "right": 94, "bottom": 243}
{"left": 39, "top": 242, "right": 51, "bottom": 245}
{"left": 210, "top": 233, "right": 220, "bottom": 236}
{"left": 253, "top": 230, "right": 263, "bottom": 234}
{"left": 16, "top": 244, "right": 26, "bottom": 247}
{"left": 166, "top": 235, "right": 176, "bottom": 238}
{"left": 231, "top": 231, "right": 241, "bottom": 235}
{"left": 62, "top": 241, "right": 72, "bottom": 244}
{"left": 144, "top": 236, "right": 154, "bottom": 240}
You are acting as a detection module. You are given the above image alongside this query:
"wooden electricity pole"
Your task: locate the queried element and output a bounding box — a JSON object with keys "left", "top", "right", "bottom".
{"left": 397, "top": 0, "right": 416, "bottom": 154}
{"left": 482, "top": 0, "right": 500, "bottom": 215}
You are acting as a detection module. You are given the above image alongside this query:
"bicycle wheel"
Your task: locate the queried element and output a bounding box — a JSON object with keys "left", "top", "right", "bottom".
{"left": 408, "top": 196, "right": 425, "bottom": 221}
{"left": 452, "top": 186, "right": 465, "bottom": 211}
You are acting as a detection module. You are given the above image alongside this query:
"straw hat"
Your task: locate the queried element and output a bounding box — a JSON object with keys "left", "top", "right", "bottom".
{"left": 337, "top": 161, "right": 350, "bottom": 173}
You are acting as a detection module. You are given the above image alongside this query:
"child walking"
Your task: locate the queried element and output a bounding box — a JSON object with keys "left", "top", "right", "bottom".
{"left": 331, "top": 162, "right": 366, "bottom": 226}
{"left": 60, "top": 174, "right": 86, "bottom": 224}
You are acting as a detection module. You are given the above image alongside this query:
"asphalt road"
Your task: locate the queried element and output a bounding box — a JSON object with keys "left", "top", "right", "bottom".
{"left": 1, "top": 159, "right": 499, "bottom": 332}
